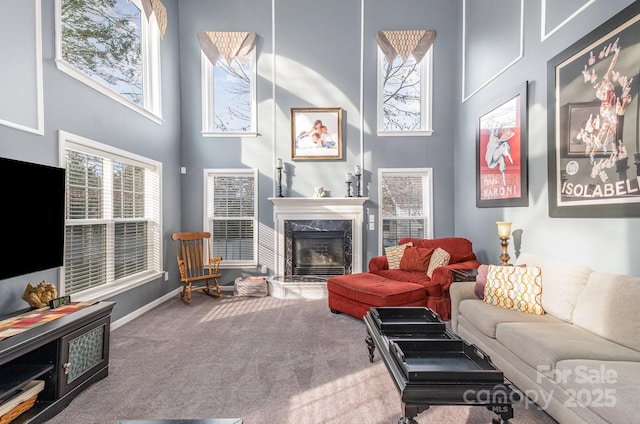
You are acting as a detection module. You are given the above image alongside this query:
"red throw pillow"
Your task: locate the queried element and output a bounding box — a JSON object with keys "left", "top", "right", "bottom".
{"left": 399, "top": 247, "right": 435, "bottom": 272}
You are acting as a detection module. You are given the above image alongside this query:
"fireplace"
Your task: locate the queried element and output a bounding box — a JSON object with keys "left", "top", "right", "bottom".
{"left": 270, "top": 197, "right": 367, "bottom": 277}
{"left": 285, "top": 220, "right": 352, "bottom": 276}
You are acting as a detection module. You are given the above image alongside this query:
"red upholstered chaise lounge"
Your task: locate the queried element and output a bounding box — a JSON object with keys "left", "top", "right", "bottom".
{"left": 327, "top": 237, "right": 480, "bottom": 321}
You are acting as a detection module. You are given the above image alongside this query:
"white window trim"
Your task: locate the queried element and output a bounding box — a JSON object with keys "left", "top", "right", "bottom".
{"left": 201, "top": 51, "right": 258, "bottom": 137}
{"left": 203, "top": 168, "right": 259, "bottom": 268}
{"left": 58, "top": 130, "right": 164, "bottom": 301}
{"left": 54, "top": 0, "right": 163, "bottom": 124}
{"left": 376, "top": 48, "right": 433, "bottom": 136}
{"left": 0, "top": 0, "right": 44, "bottom": 135}
{"left": 377, "top": 168, "right": 434, "bottom": 255}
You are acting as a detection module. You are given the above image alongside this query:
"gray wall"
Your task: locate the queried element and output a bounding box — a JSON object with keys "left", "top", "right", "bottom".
{"left": 0, "top": 0, "right": 184, "bottom": 320}
{"left": 176, "top": 0, "right": 459, "bottom": 279}
{"left": 1, "top": 0, "right": 638, "bottom": 320}
{"left": 454, "top": 0, "right": 640, "bottom": 275}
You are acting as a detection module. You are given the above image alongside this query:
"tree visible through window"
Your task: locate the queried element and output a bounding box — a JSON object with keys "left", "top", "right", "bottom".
{"left": 199, "top": 31, "right": 257, "bottom": 135}
{"left": 212, "top": 58, "right": 253, "bottom": 132}
{"left": 56, "top": 0, "right": 162, "bottom": 118}
{"left": 381, "top": 55, "right": 421, "bottom": 131}
{"left": 60, "top": 0, "right": 143, "bottom": 104}
{"left": 377, "top": 30, "right": 434, "bottom": 135}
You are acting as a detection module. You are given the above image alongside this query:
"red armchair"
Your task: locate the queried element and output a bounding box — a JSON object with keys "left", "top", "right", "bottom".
{"left": 327, "top": 237, "right": 480, "bottom": 320}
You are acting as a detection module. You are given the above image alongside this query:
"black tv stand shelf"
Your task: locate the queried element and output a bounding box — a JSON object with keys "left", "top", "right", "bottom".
{"left": 0, "top": 363, "right": 54, "bottom": 402}
{"left": 0, "top": 301, "right": 114, "bottom": 423}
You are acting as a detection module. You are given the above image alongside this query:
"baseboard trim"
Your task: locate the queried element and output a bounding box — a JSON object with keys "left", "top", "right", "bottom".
{"left": 111, "top": 287, "right": 181, "bottom": 331}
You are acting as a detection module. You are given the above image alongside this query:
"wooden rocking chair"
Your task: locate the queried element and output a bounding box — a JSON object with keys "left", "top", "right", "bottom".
{"left": 171, "top": 232, "right": 223, "bottom": 304}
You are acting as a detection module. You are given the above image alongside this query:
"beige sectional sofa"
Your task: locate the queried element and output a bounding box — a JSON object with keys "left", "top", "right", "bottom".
{"left": 450, "top": 253, "right": 640, "bottom": 424}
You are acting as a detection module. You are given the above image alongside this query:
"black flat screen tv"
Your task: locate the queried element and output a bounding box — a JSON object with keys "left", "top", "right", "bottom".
{"left": 0, "top": 157, "right": 66, "bottom": 280}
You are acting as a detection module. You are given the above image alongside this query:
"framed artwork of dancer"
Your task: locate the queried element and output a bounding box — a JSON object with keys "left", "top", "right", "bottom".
{"left": 547, "top": 1, "right": 640, "bottom": 218}
{"left": 291, "top": 107, "right": 343, "bottom": 160}
{"left": 476, "top": 82, "right": 529, "bottom": 208}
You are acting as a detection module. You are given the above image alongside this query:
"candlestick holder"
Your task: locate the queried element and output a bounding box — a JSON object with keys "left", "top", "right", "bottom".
{"left": 355, "top": 172, "right": 362, "bottom": 197}
{"left": 276, "top": 165, "right": 284, "bottom": 197}
{"left": 345, "top": 180, "right": 353, "bottom": 197}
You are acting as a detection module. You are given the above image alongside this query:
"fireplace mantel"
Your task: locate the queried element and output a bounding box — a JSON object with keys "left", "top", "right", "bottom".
{"left": 270, "top": 197, "right": 368, "bottom": 276}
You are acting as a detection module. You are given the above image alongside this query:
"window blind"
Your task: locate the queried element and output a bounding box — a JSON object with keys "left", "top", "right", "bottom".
{"left": 206, "top": 170, "right": 257, "bottom": 265}
{"left": 63, "top": 138, "right": 161, "bottom": 296}
{"left": 379, "top": 170, "right": 433, "bottom": 249}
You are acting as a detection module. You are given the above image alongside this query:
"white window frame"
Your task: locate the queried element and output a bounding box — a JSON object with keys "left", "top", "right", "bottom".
{"left": 203, "top": 168, "right": 258, "bottom": 268}
{"left": 376, "top": 47, "right": 433, "bottom": 136}
{"left": 54, "top": 0, "right": 163, "bottom": 123}
{"left": 201, "top": 50, "right": 257, "bottom": 137}
{"left": 377, "top": 168, "right": 434, "bottom": 254}
{"left": 58, "top": 130, "right": 163, "bottom": 301}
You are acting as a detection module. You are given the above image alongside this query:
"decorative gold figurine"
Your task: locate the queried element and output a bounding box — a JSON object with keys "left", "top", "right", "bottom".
{"left": 22, "top": 281, "right": 58, "bottom": 309}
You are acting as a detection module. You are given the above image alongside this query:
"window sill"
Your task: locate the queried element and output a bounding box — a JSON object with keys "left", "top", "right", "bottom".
{"left": 55, "top": 60, "right": 163, "bottom": 125}
{"left": 201, "top": 131, "right": 259, "bottom": 138}
{"left": 69, "top": 270, "right": 164, "bottom": 302}
{"left": 377, "top": 130, "right": 433, "bottom": 137}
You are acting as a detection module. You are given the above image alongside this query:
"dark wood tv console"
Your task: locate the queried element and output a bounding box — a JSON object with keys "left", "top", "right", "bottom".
{"left": 0, "top": 301, "right": 115, "bottom": 423}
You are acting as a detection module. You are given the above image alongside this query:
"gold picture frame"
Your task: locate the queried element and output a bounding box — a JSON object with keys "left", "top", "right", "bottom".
{"left": 291, "top": 107, "right": 343, "bottom": 160}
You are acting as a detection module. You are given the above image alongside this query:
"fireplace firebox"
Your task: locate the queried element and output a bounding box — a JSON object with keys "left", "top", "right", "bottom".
{"left": 292, "top": 231, "right": 346, "bottom": 276}
{"left": 285, "top": 220, "right": 352, "bottom": 277}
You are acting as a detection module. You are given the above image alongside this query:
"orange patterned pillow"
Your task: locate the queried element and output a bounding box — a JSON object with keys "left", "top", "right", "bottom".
{"left": 385, "top": 242, "right": 413, "bottom": 269}
{"left": 426, "top": 248, "right": 450, "bottom": 278}
{"left": 483, "top": 265, "right": 544, "bottom": 315}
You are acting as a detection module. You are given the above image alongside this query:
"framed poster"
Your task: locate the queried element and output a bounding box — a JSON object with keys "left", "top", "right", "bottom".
{"left": 547, "top": 1, "right": 640, "bottom": 218}
{"left": 291, "top": 107, "right": 343, "bottom": 160}
{"left": 476, "top": 82, "right": 529, "bottom": 208}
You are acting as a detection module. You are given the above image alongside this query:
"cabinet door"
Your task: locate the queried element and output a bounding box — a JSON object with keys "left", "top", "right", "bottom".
{"left": 58, "top": 316, "right": 110, "bottom": 397}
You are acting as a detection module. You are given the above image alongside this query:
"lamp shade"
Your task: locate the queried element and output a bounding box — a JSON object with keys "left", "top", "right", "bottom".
{"left": 496, "top": 221, "right": 512, "bottom": 239}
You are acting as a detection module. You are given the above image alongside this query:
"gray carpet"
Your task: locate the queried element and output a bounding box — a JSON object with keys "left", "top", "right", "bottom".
{"left": 44, "top": 295, "right": 558, "bottom": 424}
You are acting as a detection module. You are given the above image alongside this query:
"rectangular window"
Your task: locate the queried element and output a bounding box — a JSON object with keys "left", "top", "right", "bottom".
{"left": 55, "top": 0, "right": 162, "bottom": 122}
{"left": 60, "top": 131, "right": 162, "bottom": 299}
{"left": 377, "top": 48, "right": 433, "bottom": 136}
{"left": 205, "top": 169, "right": 258, "bottom": 267}
{"left": 201, "top": 42, "right": 257, "bottom": 136}
{"left": 378, "top": 168, "right": 433, "bottom": 252}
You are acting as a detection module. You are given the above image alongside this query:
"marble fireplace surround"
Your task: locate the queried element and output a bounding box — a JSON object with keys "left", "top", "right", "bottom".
{"left": 270, "top": 197, "right": 368, "bottom": 277}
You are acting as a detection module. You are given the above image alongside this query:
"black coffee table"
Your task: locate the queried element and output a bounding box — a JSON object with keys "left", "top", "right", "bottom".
{"left": 364, "top": 307, "right": 519, "bottom": 424}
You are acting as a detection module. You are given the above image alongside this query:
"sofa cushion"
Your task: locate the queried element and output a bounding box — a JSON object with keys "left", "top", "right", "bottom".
{"left": 399, "top": 246, "right": 434, "bottom": 272}
{"left": 495, "top": 322, "right": 640, "bottom": 376}
{"left": 426, "top": 248, "right": 450, "bottom": 278}
{"left": 483, "top": 265, "right": 544, "bottom": 315}
{"left": 572, "top": 272, "right": 640, "bottom": 352}
{"left": 327, "top": 273, "right": 426, "bottom": 306}
{"left": 385, "top": 242, "right": 413, "bottom": 269}
{"left": 458, "top": 298, "right": 561, "bottom": 339}
{"left": 554, "top": 360, "right": 640, "bottom": 424}
{"left": 515, "top": 253, "right": 592, "bottom": 322}
{"left": 374, "top": 269, "right": 442, "bottom": 297}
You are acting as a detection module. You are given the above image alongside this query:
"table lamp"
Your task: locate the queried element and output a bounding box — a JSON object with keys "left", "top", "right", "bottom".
{"left": 496, "top": 221, "right": 512, "bottom": 266}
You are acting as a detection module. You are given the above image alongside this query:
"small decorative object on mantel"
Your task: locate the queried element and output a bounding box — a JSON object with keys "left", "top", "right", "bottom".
{"left": 22, "top": 281, "right": 58, "bottom": 309}
{"left": 314, "top": 186, "right": 325, "bottom": 198}
{"left": 345, "top": 172, "right": 353, "bottom": 197}
{"left": 354, "top": 165, "right": 363, "bottom": 197}
{"left": 275, "top": 158, "right": 284, "bottom": 197}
